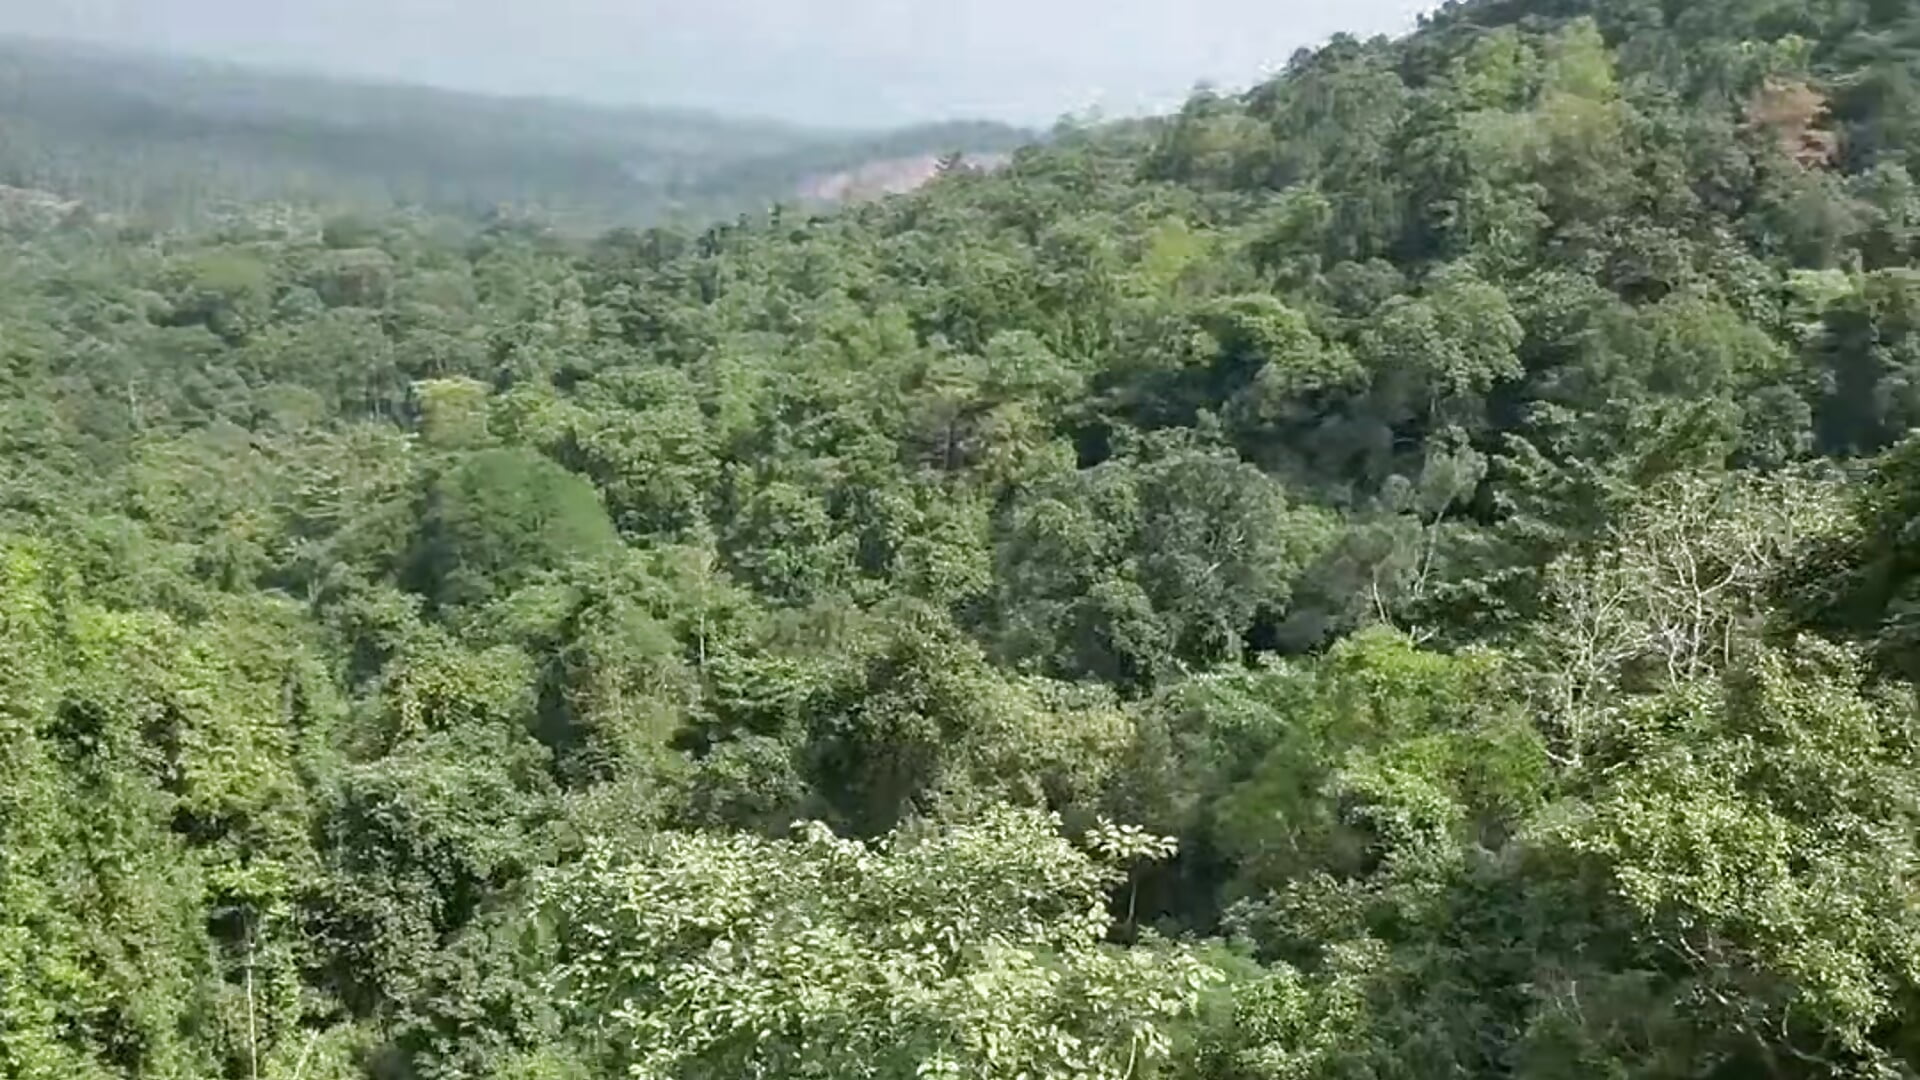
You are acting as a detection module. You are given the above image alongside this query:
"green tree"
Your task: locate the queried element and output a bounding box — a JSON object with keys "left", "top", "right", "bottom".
{"left": 540, "top": 809, "right": 1216, "bottom": 1080}
{"left": 408, "top": 449, "right": 620, "bottom": 611}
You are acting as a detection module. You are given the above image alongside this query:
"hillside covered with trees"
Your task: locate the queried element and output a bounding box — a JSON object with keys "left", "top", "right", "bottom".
{"left": 0, "top": 38, "right": 1032, "bottom": 229}
{"left": 7, "top": 0, "right": 1920, "bottom": 1077}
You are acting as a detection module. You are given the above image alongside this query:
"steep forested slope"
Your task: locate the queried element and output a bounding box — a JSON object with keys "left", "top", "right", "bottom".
{"left": 6, "top": 1, "right": 1920, "bottom": 1078}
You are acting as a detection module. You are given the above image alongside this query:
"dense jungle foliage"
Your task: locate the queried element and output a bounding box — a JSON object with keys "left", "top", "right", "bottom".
{"left": 9, "top": 0, "right": 1920, "bottom": 1076}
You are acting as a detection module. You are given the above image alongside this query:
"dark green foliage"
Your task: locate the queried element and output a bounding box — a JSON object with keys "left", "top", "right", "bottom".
{"left": 1785, "top": 433, "right": 1920, "bottom": 673}
{"left": 993, "top": 440, "right": 1329, "bottom": 685}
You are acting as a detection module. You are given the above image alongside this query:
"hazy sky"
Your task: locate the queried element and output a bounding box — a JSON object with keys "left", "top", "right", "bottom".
{"left": 2, "top": 0, "right": 1435, "bottom": 127}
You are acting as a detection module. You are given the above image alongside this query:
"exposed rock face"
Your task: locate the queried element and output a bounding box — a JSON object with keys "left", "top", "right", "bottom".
{"left": 798, "top": 152, "right": 1012, "bottom": 204}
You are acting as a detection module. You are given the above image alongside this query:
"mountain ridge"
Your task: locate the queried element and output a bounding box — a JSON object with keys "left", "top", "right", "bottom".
{"left": 0, "top": 34, "right": 1037, "bottom": 229}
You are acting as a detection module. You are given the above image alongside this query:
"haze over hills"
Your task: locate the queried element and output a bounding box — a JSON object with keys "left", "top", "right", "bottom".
{"left": 0, "top": 0, "right": 1435, "bottom": 127}
{"left": 0, "top": 36, "right": 1035, "bottom": 229}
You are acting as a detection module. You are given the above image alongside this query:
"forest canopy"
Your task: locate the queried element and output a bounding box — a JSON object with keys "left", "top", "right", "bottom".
{"left": 8, "top": 0, "right": 1920, "bottom": 1077}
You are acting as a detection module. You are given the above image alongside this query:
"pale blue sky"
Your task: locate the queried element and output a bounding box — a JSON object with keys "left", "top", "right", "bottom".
{"left": 2, "top": 0, "right": 1435, "bottom": 126}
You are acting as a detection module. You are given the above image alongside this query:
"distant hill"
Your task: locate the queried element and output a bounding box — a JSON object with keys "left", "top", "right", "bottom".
{"left": 0, "top": 37, "right": 1035, "bottom": 229}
